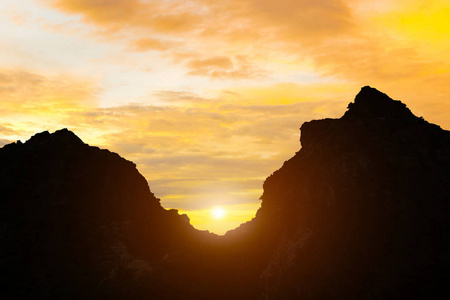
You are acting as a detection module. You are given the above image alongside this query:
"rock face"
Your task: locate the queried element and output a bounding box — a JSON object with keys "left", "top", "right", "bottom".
{"left": 1, "top": 86, "right": 449, "bottom": 299}
{"left": 232, "top": 86, "right": 450, "bottom": 299}
{"left": 0, "top": 129, "right": 205, "bottom": 299}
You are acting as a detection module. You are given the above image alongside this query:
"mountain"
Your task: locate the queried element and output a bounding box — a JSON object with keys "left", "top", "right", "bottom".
{"left": 227, "top": 86, "right": 450, "bottom": 299}
{"left": 1, "top": 86, "right": 449, "bottom": 299}
{"left": 0, "top": 129, "right": 213, "bottom": 299}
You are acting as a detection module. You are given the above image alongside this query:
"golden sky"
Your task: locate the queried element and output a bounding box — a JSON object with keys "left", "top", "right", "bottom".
{"left": 1, "top": 0, "right": 449, "bottom": 234}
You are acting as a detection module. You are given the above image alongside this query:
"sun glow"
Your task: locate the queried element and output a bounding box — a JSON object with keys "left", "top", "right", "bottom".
{"left": 211, "top": 206, "right": 226, "bottom": 219}
{"left": 178, "top": 202, "right": 260, "bottom": 235}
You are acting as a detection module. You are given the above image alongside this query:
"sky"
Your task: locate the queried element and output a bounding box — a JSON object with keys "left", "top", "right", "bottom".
{"left": 1, "top": 0, "right": 449, "bottom": 234}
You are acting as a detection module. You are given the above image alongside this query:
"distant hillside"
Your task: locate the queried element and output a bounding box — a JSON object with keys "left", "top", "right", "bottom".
{"left": 1, "top": 87, "right": 449, "bottom": 299}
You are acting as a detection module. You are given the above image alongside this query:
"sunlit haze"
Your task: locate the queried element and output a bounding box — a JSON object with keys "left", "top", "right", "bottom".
{"left": 1, "top": 0, "right": 449, "bottom": 234}
{"left": 211, "top": 207, "right": 226, "bottom": 219}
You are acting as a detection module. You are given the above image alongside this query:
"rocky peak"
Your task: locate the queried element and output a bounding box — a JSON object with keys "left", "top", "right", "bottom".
{"left": 25, "top": 128, "right": 85, "bottom": 150}
{"left": 299, "top": 86, "right": 446, "bottom": 154}
{"left": 343, "top": 86, "right": 415, "bottom": 121}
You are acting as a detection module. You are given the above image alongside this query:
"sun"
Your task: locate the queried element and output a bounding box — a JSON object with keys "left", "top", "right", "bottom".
{"left": 211, "top": 206, "right": 226, "bottom": 219}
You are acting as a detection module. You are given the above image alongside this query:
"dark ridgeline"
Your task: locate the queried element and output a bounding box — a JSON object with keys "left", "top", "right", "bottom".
{"left": 1, "top": 86, "right": 449, "bottom": 299}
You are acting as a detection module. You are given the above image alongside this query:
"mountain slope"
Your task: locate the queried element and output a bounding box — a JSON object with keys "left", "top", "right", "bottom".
{"left": 0, "top": 129, "right": 208, "bottom": 299}
{"left": 228, "top": 86, "right": 450, "bottom": 299}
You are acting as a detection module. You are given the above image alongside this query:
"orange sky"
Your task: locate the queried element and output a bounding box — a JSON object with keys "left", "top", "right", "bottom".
{"left": 1, "top": 0, "right": 449, "bottom": 234}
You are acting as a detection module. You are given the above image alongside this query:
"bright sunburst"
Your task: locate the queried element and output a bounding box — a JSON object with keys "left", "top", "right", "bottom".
{"left": 211, "top": 207, "right": 226, "bottom": 219}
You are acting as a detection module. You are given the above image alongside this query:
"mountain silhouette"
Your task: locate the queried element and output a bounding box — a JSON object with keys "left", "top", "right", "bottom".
{"left": 1, "top": 86, "right": 449, "bottom": 299}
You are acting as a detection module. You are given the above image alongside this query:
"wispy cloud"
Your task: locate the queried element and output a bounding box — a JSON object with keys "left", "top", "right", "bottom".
{"left": 0, "top": 69, "right": 98, "bottom": 112}
{"left": 186, "top": 55, "right": 268, "bottom": 79}
{"left": 44, "top": 0, "right": 203, "bottom": 33}
{"left": 129, "top": 38, "right": 176, "bottom": 52}
{"left": 40, "top": 0, "right": 354, "bottom": 80}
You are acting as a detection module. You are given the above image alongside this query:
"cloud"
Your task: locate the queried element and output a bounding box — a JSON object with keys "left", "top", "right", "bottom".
{"left": 204, "top": 0, "right": 353, "bottom": 39}
{"left": 41, "top": 0, "right": 448, "bottom": 89}
{"left": 188, "top": 56, "right": 233, "bottom": 71}
{"left": 0, "top": 124, "right": 19, "bottom": 146}
{"left": 186, "top": 55, "right": 268, "bottom": 79}
{"left": 0, "top": 139, "right": 12, "bottom": 147}
{"left": 153, "top": 90, "right": 211, "bottom": 105}
{"left": 373, "top": 0, "right": 450, "bottom": 47}
{"left": 0, "top": 122, "right": 38, "bottom": 144}
{"left": 45, "top": 0, "right": 202, "bottom": 33}
{"left": 45, "top": 0, "right": 353, "bottom": 37}
{"left": 0, "top": 69, "right": 98, "bottom": 112}
{"left": 129, "top": 38, "right": 174, "bottom": 52}
{"left": 0, "top": 68, "right": 100, "bottom": 144}
{"left": 41, "top": 0, "right": 355, "bottom": 80}
{"left": 0, "top": 124, "right": 18, "bottom": 136}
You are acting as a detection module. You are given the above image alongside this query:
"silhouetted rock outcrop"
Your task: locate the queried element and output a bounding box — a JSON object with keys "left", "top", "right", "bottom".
{"left": 229, "top": 86, "right": 450, "bottom": 299}
{"left": 0, "top": 129, "right": 208, "bottom": 299}
{"left": 1, "top": 87, "right": 449, "bottom": 299}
